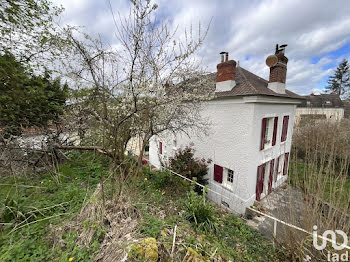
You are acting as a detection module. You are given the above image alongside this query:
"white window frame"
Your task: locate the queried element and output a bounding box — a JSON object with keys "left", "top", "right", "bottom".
{"left": 227, "top": 169, "right": 234, "bottom": 183}
{"left": 222, "top": 167, "right": 234, "bottom": 190}
{"left": 264, "top": 117, "right": 275, "bottom": 149}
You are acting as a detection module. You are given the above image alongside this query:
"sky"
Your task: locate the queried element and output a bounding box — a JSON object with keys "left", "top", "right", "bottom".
{"left": 54, "top": 0, "right": 350, "bottom": 95}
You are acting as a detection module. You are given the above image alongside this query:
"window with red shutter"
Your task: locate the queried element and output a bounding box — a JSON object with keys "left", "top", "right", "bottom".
{"left": 159, "top": 141, "right": 163, "bottom": 154}
{"left": 272, "top": 117, "right": 278, "bottom": 146}
{"left": 256, "top": 163, "right": 266, "bottom": 201}
{"left": 283, "top": 152, "right": 290, "bottom": 175}
{"left": 214, "top": 164, "right": 223, "bottom": 183}
{"left": 281, "top": 115, "right": 289, "bottom": 142}
{"left": 274, "top": 156, "right": 280, "bottom": 182}
{"left": 260, "top": 118, "right": 267, "bottom": 150}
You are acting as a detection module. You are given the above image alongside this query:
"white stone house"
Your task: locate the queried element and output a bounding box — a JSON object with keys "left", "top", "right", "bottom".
{"left": 149, "top": 46, "right": 303, "bottom": 214}
{"left": 295, "top": 93, "right": 344, "bottom": 124}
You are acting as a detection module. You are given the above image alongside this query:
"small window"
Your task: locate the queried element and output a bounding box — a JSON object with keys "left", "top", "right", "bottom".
{"left": 227, "top": 169, "right": 234, "bottom": 183}
{"left": 307, "top": 101, "right": 311, "bottom": 106}
{"left": 325, "top": 100, "right": 331, "bottom": 105}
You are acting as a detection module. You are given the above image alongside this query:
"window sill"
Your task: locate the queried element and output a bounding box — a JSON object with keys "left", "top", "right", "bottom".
{"left": 262, "top": 145, "right": 273, "bottom": 152}
{"left": 221, "top": 184, "right": 234, "bottom": 192}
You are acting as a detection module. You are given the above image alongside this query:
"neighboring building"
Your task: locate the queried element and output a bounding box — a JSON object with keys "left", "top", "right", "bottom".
{"left": 149, "top": 45, "right": 303, "bottom": 214}
{"left": 295, "top": 93, "right": 344, "bottom": 124}
{"left": 343, "top": 100, "right": 350, "bottom": 119}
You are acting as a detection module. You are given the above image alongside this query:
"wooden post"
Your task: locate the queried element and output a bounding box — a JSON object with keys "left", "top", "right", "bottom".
{"left": 273, "top": 220, "right": 277, "bottom": 249}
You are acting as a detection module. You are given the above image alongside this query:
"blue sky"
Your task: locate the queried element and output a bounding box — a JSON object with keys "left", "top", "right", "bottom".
{"left": 54, "top": 0, "right": 350, "bottom": 95}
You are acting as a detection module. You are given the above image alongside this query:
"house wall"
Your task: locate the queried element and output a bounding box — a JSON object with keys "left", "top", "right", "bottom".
{"left": 149, "top": 96, "right": 298, "bottom": 214}
{"left": 295, "top": 108, "right": 344, "bottom": 123}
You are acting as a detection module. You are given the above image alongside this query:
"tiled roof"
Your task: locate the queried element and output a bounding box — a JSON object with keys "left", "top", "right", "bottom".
{"left": 297, "top": 94, "right": 344, "bottom": 108}
{"left": 206, "top": 66, "right": 302, "bottom": 100}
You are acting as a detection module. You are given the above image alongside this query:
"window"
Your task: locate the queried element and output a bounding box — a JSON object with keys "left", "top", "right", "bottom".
{"left": 260, "top": 116, "right": 278, "bottom": 150}
{"left": 227, "top": 169, "right": 234, "bottom": 183}
{"left": 281, "top": 115, "right": 289, "bottom": 142}
{"left": 325, "top": 100, "right": 331, "bottom": 105}
{"left": 264, "top": 118, "right": 270, "bottom": 145}
{"left": 283, "top": 152, "right": 290, "bottom": 176}
{"left": 307, "top": 101, "right": 311, "bottom": 106}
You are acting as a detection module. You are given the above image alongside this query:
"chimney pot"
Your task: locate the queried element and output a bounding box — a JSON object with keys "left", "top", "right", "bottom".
{"left": 267, "top": 44, "right": 288, "bottom": 94}
{"left": 220, "top": 51, "right": 228, "bottom": 63}
{"left": 215, "top": 54, "right": 237, "bottom": 92}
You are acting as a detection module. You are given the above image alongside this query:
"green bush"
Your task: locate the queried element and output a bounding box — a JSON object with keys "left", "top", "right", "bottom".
{"left": 184, "top": 185, "right": 217, "bottom": 233}
{"left": 169, "top": 146, "right": 211, "bottom": 194}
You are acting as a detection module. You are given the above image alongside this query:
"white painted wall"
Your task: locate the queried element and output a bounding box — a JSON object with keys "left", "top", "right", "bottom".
{"left": 295, "top": 107, "right": 344, "bottom": 123}
{"left": 149, "top": 95, "right": 299, "bottom": 214}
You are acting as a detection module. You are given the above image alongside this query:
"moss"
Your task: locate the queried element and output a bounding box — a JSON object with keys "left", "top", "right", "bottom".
{"left": 182, "top": 247, "right": 208, "bottom": 262}
{"left": 129, "top": 238, "right": 158, "bottom": 261}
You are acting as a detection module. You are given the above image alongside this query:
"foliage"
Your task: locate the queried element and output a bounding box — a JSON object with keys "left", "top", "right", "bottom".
{"left": 0, "top": 52, "right": 68, "bottom": 135}
{"left": 170, "top": 146, "right": 211, "bottom": 193}
{"left": 0, "top": 152, "right": 104, "bottom": 261}
{"left": 326, "top": 59, "right": 350, "bottom": 98}
{"left": 286, "top": 120, "right": 350, "bottom": 260}
{"left": 183, "top": 185, "right": 217, "bottom": 233}
{"left": 135, "top": 168, "right": 284, "bottom": 261}
{"left": 0, "top": 0, "right": 64, "bottom": 67}
{"left": 138, "top": 213, "right": 163, "bottom": 238}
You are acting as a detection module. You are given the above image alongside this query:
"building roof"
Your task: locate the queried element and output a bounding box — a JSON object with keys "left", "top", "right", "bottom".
{"left": 206, "top": 66, "right": 302, "bottom": 100}
{"left": 297, "top": 93, "right": 344, "bottom": 108}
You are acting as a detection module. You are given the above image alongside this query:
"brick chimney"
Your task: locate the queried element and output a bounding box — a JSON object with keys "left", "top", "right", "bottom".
{"left": 215, "top": 52, "right": 237, "bottom": 92}
{"left": 267, "top": 44, "right": 288, "bottom": 94}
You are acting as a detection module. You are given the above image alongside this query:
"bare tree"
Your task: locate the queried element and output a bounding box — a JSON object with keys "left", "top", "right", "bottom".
{"left": 58, "top": 0, "right": 213, "bottom": 199}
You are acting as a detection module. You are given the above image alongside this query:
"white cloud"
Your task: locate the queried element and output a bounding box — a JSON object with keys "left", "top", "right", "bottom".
{"left": 53, "top": 0, "right": 350, "bottom": 94}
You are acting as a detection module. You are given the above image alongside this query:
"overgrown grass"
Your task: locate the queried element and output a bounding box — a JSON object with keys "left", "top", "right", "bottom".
{"left": 1, "top": 156, "right": 286, "bottom": 261}
{"left": 289, "top": 160, "right": 350, "bottom": 211}
{"left": 0, "top": 151, "right": 106, "bottom": 261}
{"left": 133, "top": 167, "right": 286, "bottom": 261}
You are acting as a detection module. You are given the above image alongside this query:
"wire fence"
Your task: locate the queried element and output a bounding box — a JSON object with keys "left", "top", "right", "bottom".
{"left": 145, "top": 157, "right": 350, "bottom": 250}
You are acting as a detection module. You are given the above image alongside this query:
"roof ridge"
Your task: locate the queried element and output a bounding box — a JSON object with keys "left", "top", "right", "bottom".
{"left": 237, "top": 66, "right": 258, "bottom": 92}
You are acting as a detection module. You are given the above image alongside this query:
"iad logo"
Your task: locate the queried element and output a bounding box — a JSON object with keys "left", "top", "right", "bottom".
{"left": 313, "top": 225, "right": 349, "bottom": 261}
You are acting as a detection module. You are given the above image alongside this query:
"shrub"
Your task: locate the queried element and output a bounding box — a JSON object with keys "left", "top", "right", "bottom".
{"left": 169, "top": 146, "right": 211, "bottom": 193}
{"left": 184, "top": 185, "right": 217, "bottom": 233}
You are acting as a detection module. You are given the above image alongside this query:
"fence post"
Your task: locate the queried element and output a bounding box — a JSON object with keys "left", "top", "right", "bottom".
{"left": 273, "top": 220, "right": 277, "bottom": 248}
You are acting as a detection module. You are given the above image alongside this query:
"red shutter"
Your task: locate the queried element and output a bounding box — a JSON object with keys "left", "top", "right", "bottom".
{"left": 272, "top": 117, "right": 278, "bottom": 146}
{"left": 256, "top": 163, "right": 266, "bottom": 201}
{"left": 260, "top": 118, "right": 267, "bottom": 150}
{"left": 274, "top": 157, "right": 280, "bottom": 182}
{"left": 214, "top": 164, "right": 223, "bottom": 183}
{"left": 281, "top": 115, "right": 289, "bottom": 142}
{"left": 283, "top": 152, "right": 290, "bottom": 176}
{"left": 268, "top": 159, "right": 275, "bottom": 194}
{"left": 159, "top": 142, "right": 163, "bottom": 154}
